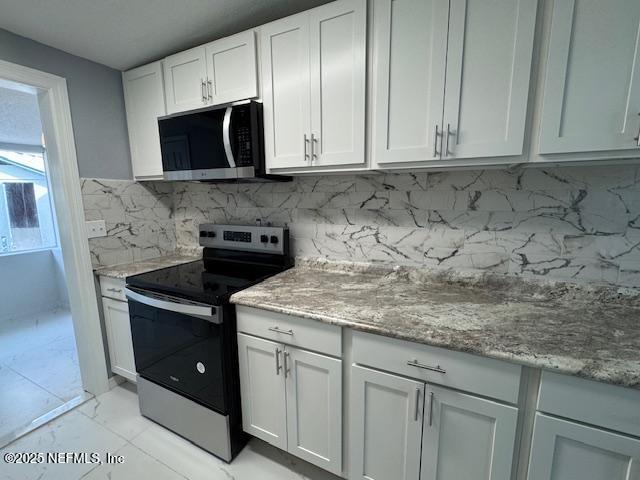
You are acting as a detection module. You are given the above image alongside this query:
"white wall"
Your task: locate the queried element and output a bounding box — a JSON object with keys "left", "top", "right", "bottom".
{"left": 0, "top": 249, "right": 68, "bottom": 321}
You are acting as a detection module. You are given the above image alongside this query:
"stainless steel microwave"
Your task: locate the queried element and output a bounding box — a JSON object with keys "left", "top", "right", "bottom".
{"left": 158, "top": 100, "right": 289, "bottom": 183}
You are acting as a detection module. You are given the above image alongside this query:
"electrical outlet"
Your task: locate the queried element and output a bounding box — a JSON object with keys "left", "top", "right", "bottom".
{"left": 86, "top": 220, "right": 107, "bottom": 239}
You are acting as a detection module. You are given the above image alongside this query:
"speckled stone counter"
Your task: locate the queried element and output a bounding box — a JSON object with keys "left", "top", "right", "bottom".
{"left": 231, "top": 258, "right": 640, "bottom": 389}
{"left": 94, "top": 253, "right": 201, "bottom": 279}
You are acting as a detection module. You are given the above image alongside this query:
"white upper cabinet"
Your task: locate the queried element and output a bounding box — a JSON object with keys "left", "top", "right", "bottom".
{"left": 163, "top": 46, "right": 208, "bottom": 114}
{"left": 372, "top": 0, "right": 537, "bottom": 166}
{"left": 262, "top": 0, "right": 367, "bottom": 171}
{"left": 164, "top": 31, "right": 258, "bottom": 115}
{"left": 443, "top": 0, "right": 537, "bottom": 159}
{"left": 371, "top": 0, "right": 448, "bottom": 165}
{"left": 309, "top": 0, "right": 367, "bottom": 167}
{"left": 204, "top": 31, "right": 258, "bottom": 106}
{"left": 539, "top": 0, "right": 640, "bottom": 155}
{"left": 421, "top": 385, "right": 518, "bottom": 480}
{"left": 261, "top": 14, "right": 312, "bottom": 170}
{"left": 122, "top": 61, "right": 166, "bottom": 180}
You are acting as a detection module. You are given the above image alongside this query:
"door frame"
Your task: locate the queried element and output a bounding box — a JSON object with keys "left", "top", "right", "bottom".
{"left": 0, "top": 59, "right": 110, "bottom": 396}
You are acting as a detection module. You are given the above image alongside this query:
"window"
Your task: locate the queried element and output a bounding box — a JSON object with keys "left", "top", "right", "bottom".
{"left": 0, "top": 150, "right": 57, "bottom": 254}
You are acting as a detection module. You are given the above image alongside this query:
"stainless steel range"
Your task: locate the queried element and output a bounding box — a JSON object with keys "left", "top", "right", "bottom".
{"left": 124, "top": 224, "right": 292, "bottom": 461}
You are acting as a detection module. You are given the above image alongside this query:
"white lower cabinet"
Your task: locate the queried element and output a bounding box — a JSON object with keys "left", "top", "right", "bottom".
{"left": 101, "top": 297, "right": 136, "bottom": 382}
{"left": 528, "top": 413, "right": 640, "bottom": 480}
{"left": 237, "top": 332, "right": 342, "bottom": 475}
{"left": 421, "top": 385, "right": 518, "bottom": 480}
{"left": 350, "top": 365, "right": 518, "bottom": 480}
{"left": 237, "top": 333, "right": 288, "bottom": 449}
{"left": 350, "top": 365, "right": 424, "bottom": 480}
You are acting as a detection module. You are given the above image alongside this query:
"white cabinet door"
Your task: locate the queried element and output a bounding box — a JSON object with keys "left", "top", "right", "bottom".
{"left": 442, "top": 0, "right": 537, "bottom": 159}
{"left": 421, "top": 385, "right": 518, "bottom": 480}
{"left": 102, "top": 297, "right": 136, "bottom": 382}
{"left": 285, "top": 346, "right": 342, "bottom": 475}
{"left": 261, "top": 14, "right": 312, "bottom": 170}
{"left": 539, "top": 0, "right": 640, "bottom": 154}
{"left": 371, "top": 0, "right": 449, "bottom": 165}
{"left": 309, "top": 0, "right": 366, "bottom": 167}
{"left": 350, "top": 365, "right": 424, "bottom": 480}
{"left": 122, "top": 61, "right": 166, "bottom": 180}
{"left": 204, "top": 30, "right": 258, "bottom": 106}
{"left": 528, "top": 413, "right": 640, "bottom": 480}
{"left": 164, "top": 46, "right": 208, "bottom": 114}
{"left": 237, "top": 333, "right": 288, "bottom": 449}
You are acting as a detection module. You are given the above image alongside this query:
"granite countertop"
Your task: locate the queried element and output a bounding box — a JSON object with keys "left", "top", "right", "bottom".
{"left": 231, "top": 258, "right": 640, "bottom": 389}
{"left": 94, "top": 253, "right": 201, "bottom": 279}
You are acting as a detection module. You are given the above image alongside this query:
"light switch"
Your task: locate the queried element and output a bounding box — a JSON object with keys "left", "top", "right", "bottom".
{"left": 86, "top": 220, "right": 107, "bottom": 239}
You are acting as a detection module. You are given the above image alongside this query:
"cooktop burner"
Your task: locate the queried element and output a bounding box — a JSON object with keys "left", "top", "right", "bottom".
{"left": 126, "top": 224, "right": 292, "bottom": 306}
{"left": 126, "top": 259, "right": 284, "bottom": 305}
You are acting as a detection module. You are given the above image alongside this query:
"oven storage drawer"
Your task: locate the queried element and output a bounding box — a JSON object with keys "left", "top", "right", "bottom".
{"left": 236, "top": 305, "right": 341, "bottom": 357}
{"left": 352, "top": 330, "right": 521, "bottom": 404}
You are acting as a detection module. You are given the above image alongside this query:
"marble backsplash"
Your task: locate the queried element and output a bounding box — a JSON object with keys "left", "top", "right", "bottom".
{"left": 81, "top": 164, "right": 640, "bottom": 288}
{"left": 81, "top": 178, "right": 175, "bottom": 267}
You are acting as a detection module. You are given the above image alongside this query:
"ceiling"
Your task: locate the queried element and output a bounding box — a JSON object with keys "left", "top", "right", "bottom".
{"left": 0, "top": 0, "right": 332, "bottom": 71}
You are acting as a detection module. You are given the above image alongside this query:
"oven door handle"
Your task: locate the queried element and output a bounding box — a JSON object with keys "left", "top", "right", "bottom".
{"left": 124, "top": 287, "right": 220, "bottom": 323}
{"left": 222, "top": 106, "right": 236, "bottom": 168}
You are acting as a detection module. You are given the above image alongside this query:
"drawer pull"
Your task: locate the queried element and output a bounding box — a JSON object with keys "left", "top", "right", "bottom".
{"left": 407, "top": 359, "right": 446, "bottom": 374}
{"left": 107, "top": 288, "right": 122, "bottom": 294}
{"left": 269, "top": 326, "right": 294, "bottom": 336}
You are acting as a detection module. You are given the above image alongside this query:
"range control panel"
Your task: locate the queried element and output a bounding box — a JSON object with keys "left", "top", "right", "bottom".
{"left": 199, "top": 224, "right": 288, "bottom": 255}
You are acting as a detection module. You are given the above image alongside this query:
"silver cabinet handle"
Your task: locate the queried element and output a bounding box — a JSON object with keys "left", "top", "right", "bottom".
{"left": 428, "top": 391, "right": 434, "bottom": 427}
{"left": 311, "top": 133, "right": 318, "bottom": 164}
{"left": 207, "top": 79, "right": 213, "bottom": 101}
{"left": 106, "top": 288, "right": 122, "bottom": 293}
{"left": 268, "top": 326, "right": 294, "bottom": 336}
{"left": 434, "top": 125, "right": 440, "bottom": 157}
{"left": 634, "top": 113, "right": 640, "bottom": 146}
{"left": 407, "top": 359, "right": 446, "bottom": 374}
{"left": 284, "top": 351, "right": 290, "bottom": 378}
{"left": 445, "top": 123, "right": 453, "bottom": 156}
{"left": 304, "top": 134, "right": 310, "bottom": 162}
{"left": 275, "top": 348, "right": 282, "bottom": 375}
{"left": 414, "top": 388, "right": 420, "bottom": 421}
{"left": 201, "top": 79, "right": 207, "bottom": 103}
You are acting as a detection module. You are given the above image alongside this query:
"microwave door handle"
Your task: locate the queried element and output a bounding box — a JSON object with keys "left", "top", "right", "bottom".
{"left": 222, "top": 106, "right": 236, "bottom": 168}
{"left": 124, "top": 287, "right": 219, "bottom": 322}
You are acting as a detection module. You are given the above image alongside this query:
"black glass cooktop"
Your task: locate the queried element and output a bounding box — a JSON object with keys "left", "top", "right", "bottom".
{"left": 126, "top": 259, "right": 284, "bottom": 305}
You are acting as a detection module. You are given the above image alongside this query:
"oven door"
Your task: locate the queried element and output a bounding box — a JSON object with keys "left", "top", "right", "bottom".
{"left": 125, "top": 287, "right": 227, "bottom": 415}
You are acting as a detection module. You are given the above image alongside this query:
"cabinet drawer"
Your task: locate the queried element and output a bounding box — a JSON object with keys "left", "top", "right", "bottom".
{"left": 352, "top": 331, "right": 521, "bottom": 404}
{"left": 236, "top": 306, "right": 341, "bottom": 357}
{"left": 100, "top": 276, "right": 127, "bottom": 302}
{"left": 538, "top": 371, "right": 640, "bottom": 438}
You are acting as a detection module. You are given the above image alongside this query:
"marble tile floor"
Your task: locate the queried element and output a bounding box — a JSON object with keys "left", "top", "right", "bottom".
{"left": 0, "top": 382, "right": 341, "bottom": 480}
{"left": 0, "top": 310, "right": 86, "bottom": 446}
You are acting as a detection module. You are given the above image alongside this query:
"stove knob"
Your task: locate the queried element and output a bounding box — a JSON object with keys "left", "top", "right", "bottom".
{"left": 260, "top": 234, "right": 269, "bottom": 243}
{"left": 270, "top": 235, "right": 279, "bottom": 244}
{"left": 207, "top": 231, "right": 216, "bottom": 238}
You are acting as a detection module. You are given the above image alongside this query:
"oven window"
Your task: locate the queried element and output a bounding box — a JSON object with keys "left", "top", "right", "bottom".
{"left": 128, "top": 299, "right": 227, "bottom": 414}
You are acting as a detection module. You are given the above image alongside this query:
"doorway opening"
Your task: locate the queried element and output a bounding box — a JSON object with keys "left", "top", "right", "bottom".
{"left": 0, "top": 78, "right": 89, "bottom": 447}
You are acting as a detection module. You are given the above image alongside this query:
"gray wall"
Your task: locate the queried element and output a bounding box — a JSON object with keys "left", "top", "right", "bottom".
{"left": 0, "top": 28, "right": 132, "bottom": 179}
